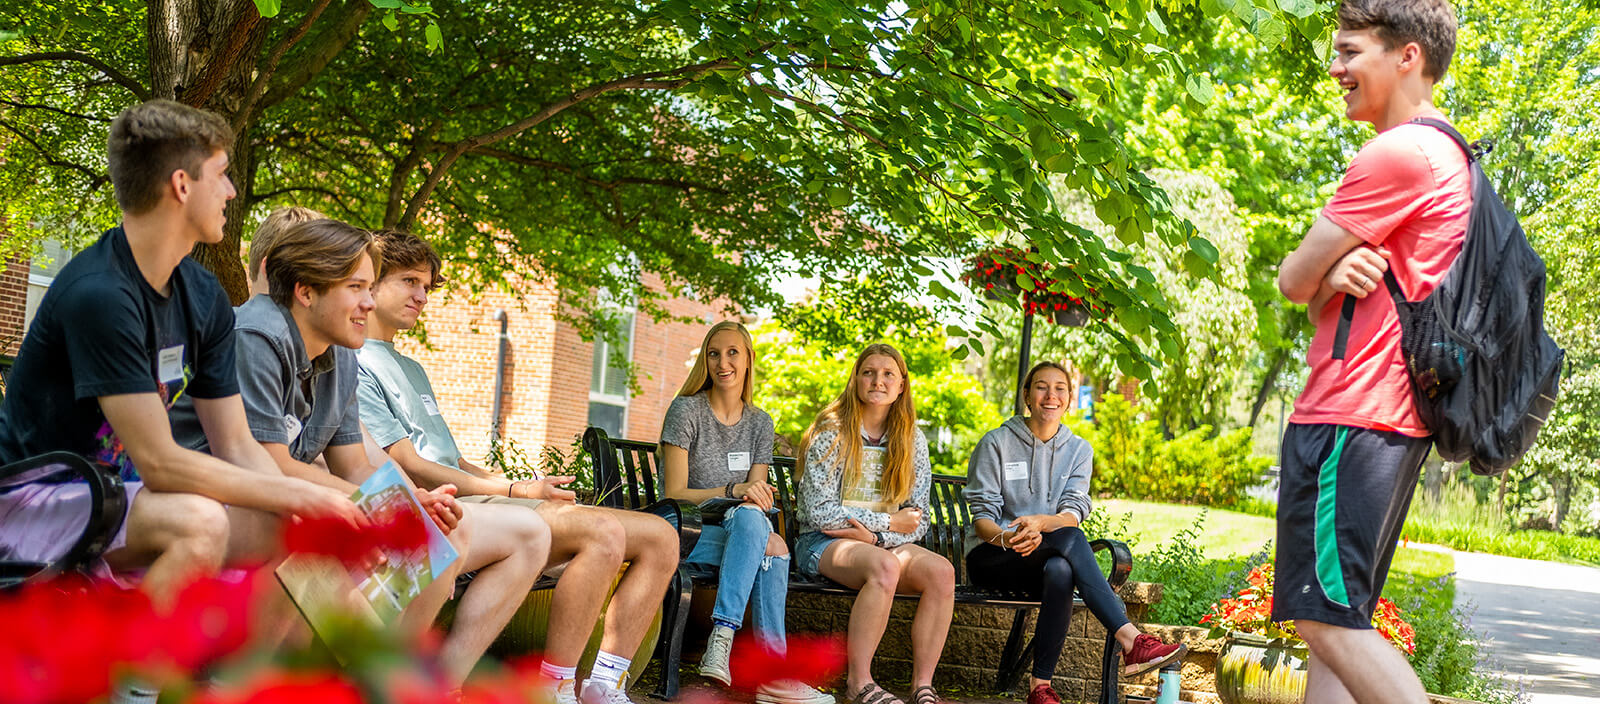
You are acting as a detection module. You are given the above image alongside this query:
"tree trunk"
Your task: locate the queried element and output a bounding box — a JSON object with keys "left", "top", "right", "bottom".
{"left": 147, "top": 0, "right": 271, "bottom": 303}
{"left": 1248, "top": 315, "right": 1306, "bottom": 428}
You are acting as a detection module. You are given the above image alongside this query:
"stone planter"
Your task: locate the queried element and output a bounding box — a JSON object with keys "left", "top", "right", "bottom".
{"left": 1214, "top": 632, "right": 1309, "bottom": 704}
{"left": 1052, "top": 304, "right": 1090, "bottom": 327}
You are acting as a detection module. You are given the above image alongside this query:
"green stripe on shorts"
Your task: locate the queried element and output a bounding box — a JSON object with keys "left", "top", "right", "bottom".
{"left": 1315, "top": 427, "right": 1351, "bottom": 607}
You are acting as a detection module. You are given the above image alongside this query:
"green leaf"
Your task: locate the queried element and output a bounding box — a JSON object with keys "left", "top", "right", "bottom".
{"left": 381, "top": 11, "right": 399, "bottom": 31}
{"left": 929, "top": 279, "right": 957, "bottom": 301}
{"left": 969, "top": 337, "right": 986, "bottom": 355}
{"left": 826, "top": 186, "right": 851, "bottom": 207}
{"left": 252, "top": 0, "right": 281, "bottom": 18}
{"left": 1199, "top": 0, "right": 1235, "bottom": 18}
{"left": 1254, "top": 13, "right": 1287, "bottom": 48}
{"left": 1184, "top": 73, "right": 1215, "bottom": 104}
{"left": 1145, "top": 7, "right": 1169, "bottom": 34}
{"left": 1114, "top": 219, "right": 1143, "bottom": 245}
{"left": 400, "top": 3, "right": 432, "bottom": 14}
{"left": 1182, "top": 250, "right": 1211, "bottom": 278}
{"left": 425, "top": 21, "right": 442, "bottom": 51}
{"left": 1079, "top": 139, "right": 1116, "bottom": 164}
{"left": 1188, "top": 235, "right": 1220, "bottom": 264}
{"left": 1043, "top": 153, "right": 1074, "bottom": 172}
{"left": 952, "top": 344, "right": 971, "bottom": 361}
{"left": 368, "top": 0, "right": 401, "bottom": 8}
{"left": 956, "top": 16, "right": 972, "bottom": 42}
{"left": 1277, "top": 0, "right": 1318, "bottom": 19}
{"left": 1015, "top": 272, "right": 1033, "bottom": 291}
{"left": 946, "top": 325, "right": 967, "bottom": 338}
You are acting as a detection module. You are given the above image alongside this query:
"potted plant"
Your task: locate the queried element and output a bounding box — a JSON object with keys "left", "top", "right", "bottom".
{"left": 1201, "top": 563, "right": 1415, "bottom": 704}
{"left": 960, "top": 247, "right": 1102, "bottom": 326}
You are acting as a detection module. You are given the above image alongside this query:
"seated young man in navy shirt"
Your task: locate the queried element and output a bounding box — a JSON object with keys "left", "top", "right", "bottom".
{"left": 0, "top": 100, "right": 365, "bottom": 602}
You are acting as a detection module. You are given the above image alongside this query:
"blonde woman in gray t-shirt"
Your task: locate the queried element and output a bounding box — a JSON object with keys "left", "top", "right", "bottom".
{"left": 659, "top": 321, "right": 832, "bottom": 704}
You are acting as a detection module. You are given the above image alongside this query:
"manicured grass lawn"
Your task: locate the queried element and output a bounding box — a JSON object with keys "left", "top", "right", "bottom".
{"left": 1097, "top": 498, "right": 1274, "bottom": 559}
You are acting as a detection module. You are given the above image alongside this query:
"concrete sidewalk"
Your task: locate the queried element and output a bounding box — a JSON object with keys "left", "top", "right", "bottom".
{"left": 1429, "top": 547, "right": 1600, "bottom": 703}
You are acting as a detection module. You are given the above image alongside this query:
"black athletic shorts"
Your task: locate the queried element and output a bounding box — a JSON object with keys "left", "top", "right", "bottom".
{"left": 1272, "top": 423, "right": 1431, "bottom": 629}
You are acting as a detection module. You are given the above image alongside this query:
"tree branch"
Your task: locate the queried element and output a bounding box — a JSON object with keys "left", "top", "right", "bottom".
{"left": 179, "top": 6, "right": 265, "bottom": 106}
{"left": 465, "top": 147, "right": 731, "bottom": 195}
{"left": 258, "top": 0, "right": 372, "bottom": 111}
{"left": 396, "top": 55, "right": 745, "bottom": 228}
{"left": 0, "top": 118, "right": 105, "bottom": 182}
{"left": 233, "top": 0, "right": 335, "bottom": 129}
{"left": 0, "top": 98, "right": 113, "bottom": 123}
{"left": 254, "top": 185, "right": 362, "bottom": 220}
{"left": 0, "top": 52, "right": 149, "bottom": 100}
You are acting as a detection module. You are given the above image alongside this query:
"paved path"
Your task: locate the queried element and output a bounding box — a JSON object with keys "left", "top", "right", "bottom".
{"left": 1439, "top": 548, "right": 1600, "bottom": 703}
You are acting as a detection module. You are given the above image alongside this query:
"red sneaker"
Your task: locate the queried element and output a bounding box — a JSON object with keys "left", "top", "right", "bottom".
{"left": 1026, "top": 684, "right": 1062, "bottom": 704}
{"left": 1123, "top": 633, "right": 1186, "bottom": 676}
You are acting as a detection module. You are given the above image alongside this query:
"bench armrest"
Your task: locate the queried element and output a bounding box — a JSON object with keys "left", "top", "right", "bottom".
{"left": 1088, "top": 538, "right": 1134, "bottom": 591}
{"left": 0, "top": 452, "right": 127, "bottom": 589}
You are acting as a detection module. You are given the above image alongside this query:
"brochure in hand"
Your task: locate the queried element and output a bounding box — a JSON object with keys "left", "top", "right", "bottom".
{"left": 275, "top": 461, "right": 459, "bottom": 647}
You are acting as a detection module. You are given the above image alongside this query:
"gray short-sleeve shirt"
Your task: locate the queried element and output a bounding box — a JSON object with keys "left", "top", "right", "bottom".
{"left": 355, "top": 339, "right": 465, "bottom": 470}
{"left": 658, "top": 392, "right": 775, "bottom": 490}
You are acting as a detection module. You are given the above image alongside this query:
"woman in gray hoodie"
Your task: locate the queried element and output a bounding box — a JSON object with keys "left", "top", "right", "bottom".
{"left": 964, "top": 362, "right": 1184, "bottom": 704}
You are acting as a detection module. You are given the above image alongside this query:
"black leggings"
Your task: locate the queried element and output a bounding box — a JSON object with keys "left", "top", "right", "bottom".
{"left": 966, "top": 526, "right": 1131, "bottom": 679}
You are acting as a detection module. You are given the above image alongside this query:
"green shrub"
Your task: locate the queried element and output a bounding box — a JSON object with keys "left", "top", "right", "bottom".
{"left": 1383, "top": 570, "right": 1526, "bottom": 703}
{"left": 1069, "top": 395, "right": 1270, "bottom": 506}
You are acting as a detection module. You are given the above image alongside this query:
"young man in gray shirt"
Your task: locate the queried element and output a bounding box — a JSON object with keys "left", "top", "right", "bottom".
{"left": 355, "top": 229, "right": 679, "bottom": 704}
{"left": 174, "top": 218, "right": 552, "bottom": 689}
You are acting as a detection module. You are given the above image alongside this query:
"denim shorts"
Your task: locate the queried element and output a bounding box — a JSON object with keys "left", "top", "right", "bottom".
{"left": 793, "top": 530, "right": 839, "bottom": 576}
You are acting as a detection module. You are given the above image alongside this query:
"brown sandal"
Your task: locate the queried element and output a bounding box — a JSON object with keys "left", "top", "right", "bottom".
{"left": 850, "top": 683, "right": 904, "bottom": 704}
{"left": 910, "top": 685, "right": 947, "bottom": 704}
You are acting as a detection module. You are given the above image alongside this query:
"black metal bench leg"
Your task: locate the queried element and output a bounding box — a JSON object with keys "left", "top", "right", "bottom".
{"left": 995, "top": 608, "right": 1034, "bottom": 694}
{"left": 1099, "top": 631, "right": 1119, "bottom": 704}
{"left": 650, "top": 567, "right": 694, "bottom": 700}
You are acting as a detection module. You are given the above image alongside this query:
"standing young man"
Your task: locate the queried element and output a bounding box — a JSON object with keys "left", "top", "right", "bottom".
{"left": 0, "top": 100, "right": 364, "bottom": 600}
{"left": 1275, "top": 2, "right": 1466, "bottom": 703}
{"left": 354, "top": 229, "right": 680, "bottom": 704}
{"left": 173, "top": 218, "right": 552, "bottom": 688}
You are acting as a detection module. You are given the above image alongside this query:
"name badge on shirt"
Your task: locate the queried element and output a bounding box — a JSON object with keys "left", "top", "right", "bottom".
{"left": 158, "top": 345, "right": 185, "bottom": 383}
{"left": 419, "top": 394, "right": 442, "bottom": 416}
{"left": 284, "top": 415, "right": 303, "bottom": 444}
{"left": 727, "top": 451, "right": 751, "bottom": 476}
{"left": 1003, "top": 461, "right": 1029, "bottom": 482}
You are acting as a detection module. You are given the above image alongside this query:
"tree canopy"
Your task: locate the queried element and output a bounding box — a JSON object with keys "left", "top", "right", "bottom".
{"left": 1, "top": 0, "right": 1333, "bottom": 372}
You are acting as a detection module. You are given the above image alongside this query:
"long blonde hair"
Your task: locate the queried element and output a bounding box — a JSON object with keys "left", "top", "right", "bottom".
{"left": 798, "top": 343, "right": 918, "bottom": 505}
{"left": 677, "top": 321, "right": 756, "bottom": 404}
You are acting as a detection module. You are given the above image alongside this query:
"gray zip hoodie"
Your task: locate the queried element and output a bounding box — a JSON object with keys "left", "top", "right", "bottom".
{"left": 963, "top": 415, "right": 1094, "bottom": 555}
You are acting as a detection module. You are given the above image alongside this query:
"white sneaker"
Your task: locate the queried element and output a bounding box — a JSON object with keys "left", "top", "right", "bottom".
{"left": 757, "top": 680, "right": 836, "bottom": 704}
{"left": 698, "top": 625, "right": 736, "bottom": 686}
{"left": 552, "top": 679, "right": 579, "bottom": 704}
{"left": 579, "top": 678, "right": 636, "bottom": 704}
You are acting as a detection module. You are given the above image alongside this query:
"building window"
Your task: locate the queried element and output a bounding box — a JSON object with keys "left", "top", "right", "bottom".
{"left": 23, "top": 239, "right": 72, "bottom": 331}
{"left": 587, "top": 310, "right": 636, "bottom": 438}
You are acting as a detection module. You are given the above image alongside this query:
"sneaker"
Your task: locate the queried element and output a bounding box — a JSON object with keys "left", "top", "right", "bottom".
{"left": 1122, "top": 633, "right": 1187, "bottom": 677}
{"left": 698, "top": 625, "right": 735, "bottom": 686}
{"left": 1026, "top": 684, "right": 1062, "bottom": 704}
{"left": 579, "top": 678, "right": 636, "bottom": 704}
{"left": 757, "top": 680, "right": 836, "bottom": 704}
{"left": 552, "top": 679, "right": 579, "bottom": 704}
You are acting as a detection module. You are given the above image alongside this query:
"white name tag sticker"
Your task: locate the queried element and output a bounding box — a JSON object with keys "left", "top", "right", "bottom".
{"left": 727, "top": 451, "right": 751, "bottom": 475}
{"left": 157, "top": 345, "right": 185, "bottom": 383}
{"left": 1003, "top": 461, "right": 1029, "bottom": 482}
{"left": 419, "top": 394, "right": 442, "bottom": 416}
{"left": 283, "top": 415, "right": 303, "bottom": 444}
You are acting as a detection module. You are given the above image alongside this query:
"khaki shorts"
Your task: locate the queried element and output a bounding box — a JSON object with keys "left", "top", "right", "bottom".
{"left": 457, "top": 493, "right": 544, "bottom": 510}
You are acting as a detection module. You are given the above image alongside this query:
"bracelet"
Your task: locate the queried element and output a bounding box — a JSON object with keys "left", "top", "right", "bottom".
{"left": 507, "top": 481, "right": 517, "bottom": 497}
{"left": 871, "top": 532, "right": 882, "bottom": 547}
{"left": 724, "top": 482, "right": 737, "bottom": 498}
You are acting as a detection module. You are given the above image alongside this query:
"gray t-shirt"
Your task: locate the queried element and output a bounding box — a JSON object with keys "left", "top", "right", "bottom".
{"left": 658, "top": 392, "right": 775, "bottom": 489}
{"left": 355, "top": 339, "right": 465, "bottom": 471}
{"left": 174, "top": 295, "right": 363, "bottom": 463}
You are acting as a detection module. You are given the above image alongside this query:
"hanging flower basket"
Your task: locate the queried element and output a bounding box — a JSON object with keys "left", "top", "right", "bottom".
{"left": 960, "top": 246, "right": 1104, "bottom": 326}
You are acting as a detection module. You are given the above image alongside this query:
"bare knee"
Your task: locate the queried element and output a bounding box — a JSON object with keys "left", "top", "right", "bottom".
{"left": 578, "top": 510, "right": 627, "bottom": 564}
{"left": 864, "top": 552, "right": 902, "bottom": 591}
{"left": 765, "top": 532, "right": 788, "bottom": 557}
{"left": 160, "top": 494, "right": 230, "bottom": 569}
{"left": 926, "top": 558, "right": 955, "bottom": 596}
{"left": 1295, "top": 619, "right": 1341, "bottom": 650}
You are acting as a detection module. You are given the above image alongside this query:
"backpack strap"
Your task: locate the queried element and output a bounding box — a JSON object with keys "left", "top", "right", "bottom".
{"left": 1330, "top": 271, "right": 1409, "bottom": 360}
{"left": 1410, "top": 117, "right": 1481, "bottom": 162}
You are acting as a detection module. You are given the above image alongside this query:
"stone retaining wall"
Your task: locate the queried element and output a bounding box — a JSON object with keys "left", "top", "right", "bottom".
{"left": 776, "top": 582, "right": 1164, "bottom": 703}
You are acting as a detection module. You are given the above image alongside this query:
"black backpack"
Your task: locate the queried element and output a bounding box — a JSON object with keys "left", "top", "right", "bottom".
{"left": 1332, "top": 117, "right": 1565, "bottom": 476}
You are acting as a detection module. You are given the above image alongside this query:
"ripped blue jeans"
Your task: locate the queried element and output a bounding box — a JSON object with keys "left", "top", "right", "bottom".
{"left": 685, "top": 504, "right": 789, "bottom": 653}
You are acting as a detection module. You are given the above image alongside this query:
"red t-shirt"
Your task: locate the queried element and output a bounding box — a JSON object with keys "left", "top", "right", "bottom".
{"left": 1290, "top": 121, "right": 1471, "bottom": 436}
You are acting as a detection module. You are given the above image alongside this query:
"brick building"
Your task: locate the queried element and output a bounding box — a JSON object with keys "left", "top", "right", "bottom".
{"left": 392, "top": 271, "right": 725, "bottom": 469}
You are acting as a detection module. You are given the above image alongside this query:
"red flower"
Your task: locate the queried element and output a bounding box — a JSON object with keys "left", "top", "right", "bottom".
{"left": 192, "top": 671, "right": 364, "bottom": 704}
{"left": 727, "top": 634, "right": 846, "bottom": 692}
{"left": 284, "top": 506, "right": 429, "bottom": 567}
{"left": 158, "top": 570, "right": 262, "bottom": 672}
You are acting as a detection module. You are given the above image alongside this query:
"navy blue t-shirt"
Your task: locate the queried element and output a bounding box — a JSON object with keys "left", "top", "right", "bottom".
{"left": 0, "top": 226, "right": 238, "bottom": 479}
